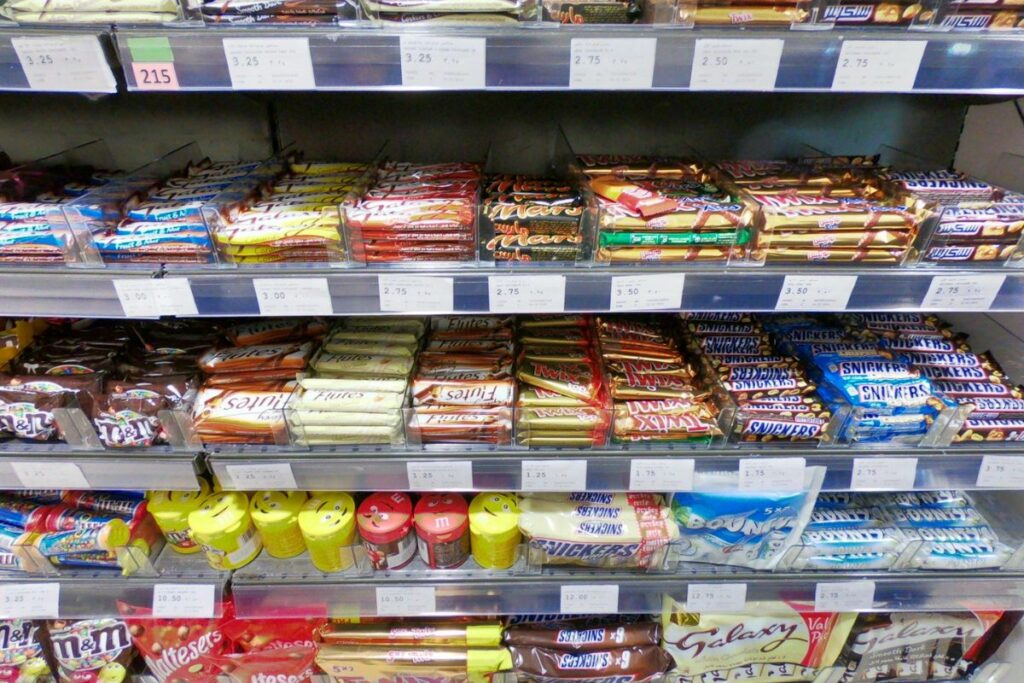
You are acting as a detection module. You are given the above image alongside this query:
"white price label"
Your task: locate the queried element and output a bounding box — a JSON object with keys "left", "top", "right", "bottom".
{"left": 400, "top": 36, "right": 486, "bottom": 89}
{"left": 977, "top": 455, "right": 1024, "bottom": 488}
{"left": 610, "top": 275, "right": 684, "bottom": 312}
{"left": 12, "top": 36, "right": 116, "bottom": 93}
{"left": 488, "top": 275, "right": 565, "bottom": 313}
{"left": 569, "top": 38, "right": 657, "bottom": 90}
{"left": 921, "top": 275, "right": 1005, "bottom": 311}
{"left": 225, "top": 463, "right": 297, "bottom": 490}
{"left": 739, "top": 458, "right": 806, "bottom": 491}
{"left": 560, "top": 584, "right": 619, "bottom": 614}
{"left": 629, "top": 459, "right": 695, "bottom": 491}
{"left": 690, "top": 39, "right": 783, "bottom": 91}
{"left": 832, "top": 40, "right": 926, "bottom": 92}
{"left": 11, "top": 461, "right": 88, "bottom": 489}
{"left": 152, "top": 584, "right": 216, "bottom": 618}
{"left": 115, "top": 278, "right": 198, "bottom": 317}
{"left": 0, "top": 584, "right": 59, "bottom": 618}
{"left": 775, "top": 275, "right": 857, "bottom": 311}
{"left": 379, "top": 275, "right": 454, "bottom": 312}
{"left": 407, "top": 461, "right": 474, "bottom": 490}
{"left": 522, "top": 460, "right": 587, "bottom": 492}
{"left": 253, "top": 278, "right": 333, "bottom": 315}
{"left": 851, "top": 458, "right": 917, "bottom": 490}
{"left": 223, "top": 38, "right": 315, "bottom": 90}
{"left": 686, "top": 583, "right": 747, "bottom": 612}
{"left": 815, "top": 581, "right": 875, "bottom": 611}
{"left": 376, "top": 586, "right": 435, "bottom": 616}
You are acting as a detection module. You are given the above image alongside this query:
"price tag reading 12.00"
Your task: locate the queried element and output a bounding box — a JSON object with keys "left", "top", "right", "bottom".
{"left": 560, "top": 584, "right": 619, "bottom": 614}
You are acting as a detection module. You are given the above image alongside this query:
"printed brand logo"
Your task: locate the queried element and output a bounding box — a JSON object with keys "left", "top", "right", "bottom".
{"left": 577, "top": 522, "right": 625, "bottom": 536}
{"left": 557, "top": 652, "right": 613, "bottom": 670}
{"left": 557, "top": 629, "right": 606, "bottom": 646}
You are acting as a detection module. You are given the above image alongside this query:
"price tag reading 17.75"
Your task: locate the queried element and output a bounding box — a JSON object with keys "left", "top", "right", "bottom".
{"left": 400, "top": 36, "right": 486, "bottom": 89}
{"left": 522, "top": 460, "right": 587, "bottom": 492}
{"left": 690, "top": 39, "right": 784, "bottom": 91}
{"left": 407, "top": 461, "right": 474, "bottom": 490}
{"left": 376, "top": 586, "right": 436, "bottom": 616}
{"left": 569, "top": 39, "right": 657, "bottom": 90}
{"left": 560, "top": 584, "right": 619, "bottom": 614}
{"left": 775, "top": 275, "right": 857, "bottom": 311}
{"left": 739, "top": 458, "right": 806, "bottom": 491}
{"left": 224, "top": 463, "right": 298, "bottom": 490}
{"left": 0, "top": 584, "right": 59, "bottom": 619}
{"left": 920, "top": 274, "right": 1006, "bottom": 311}
{"left": 378, "top": 275, "right": 454, "bottom": 312}
{"left": 488, "top": 275, "right": 566, "bottom": 313}
{"left": 152, "top": 584, "right": 216, "bottom": 618}
{"left": 831, "top": 40, "right": 927, "bottom": 92}
{"left": 977, "top": 455, "right": 1024, "bottom": 488}
{"left": 12, "top": 36, "right": 117, "bottom": 93}
{"left": 222, "top": 38, "right": 316, "bottom": 90}
{"left": 851, "top": 458, "right": 917, "bottom": 490}
{"left": 609, "top": 274, "right": 684, "bottom": 312}
{"left": 253, "top": 278, "right": 334, "bottom": 315}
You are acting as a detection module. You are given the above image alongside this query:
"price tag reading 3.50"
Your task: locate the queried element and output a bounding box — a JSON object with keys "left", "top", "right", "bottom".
{"left": 569, "top": 39, "right": 657, "bottom": 90}
{"left": 223, "top": 38, "right": 316, "bottom": 90}
{"left": 522, "top": 460, "right": 587, "bottom": 491}
{"left": 560, "top": 584, "right": 619, "bottom": 614}
{"left": 489, "top": 275, "right": 566, "bottom": 313}
{"left": 832, "top": 40, "right": 926, "bottom": 92}
{"left": 690, "top": 39, "right": 783, "bottom": 91}
{"left": 12, "top": 36, "right": 117, "bottom": 93}
{"left": 379, "top": 275, "right": 454, "bottom": 312}
{"left": 376, "top": 586, "right": 435, "bottom": 616}
{"left": 977, "top": 455, "right": 1024, "bottom": 488}
{"left": 739, "top": 458, "right": 806, "bottom": 491}
{"left": 921, "top": 274, "right": 1006, "bottom": 311}
{"left": 400, "top": 36, "right": 486, "bottom": 89}
{"left": 609, "top": 274, "right": 684, "bottom": 312}
{"left": 775, "top": 275, "right": 857, "bottom": 311}
{"left": 253, "top": 278, "right": 333, "bottom": 315}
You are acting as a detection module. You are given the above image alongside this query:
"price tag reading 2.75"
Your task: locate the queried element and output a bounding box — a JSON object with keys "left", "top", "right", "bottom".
{"left": 488, "top": 275, "right": 566, "bottom": 313}
{"left": 569, "top": 39, "right": 656, "bottom": 90}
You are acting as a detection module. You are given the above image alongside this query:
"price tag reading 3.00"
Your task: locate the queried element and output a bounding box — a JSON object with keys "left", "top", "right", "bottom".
{"left": 569, "top": 39, "right": 657, "bottom": 90}
{"left": 690, "top": 39, "right": 784, "bottom": 91}
{"left": 253, "top": 278, "right": 333, "bottom": 315}
{"left": 400, "top": 36, "right": 486, "bottom": 89}
{"left": 114, "top": 278, "right": 198, "bottom": 317}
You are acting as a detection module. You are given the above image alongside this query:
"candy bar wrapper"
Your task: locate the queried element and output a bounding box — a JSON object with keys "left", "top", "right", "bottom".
{"left": 0, "top": 389, "right": 66, "bottom": 442}
{"left": 510, "top": 645, "right": 671, "bottom": 681}
{"left": 0, "top": 620, "right": 53, "bottom": 683}
{"left": 505, "top": 623, "right": 660, "bottom": 651}
{"left": 222, "top": 618, "right": 324, "bottom": 652}
{"left": 319, "top": 622, "right": 503, "bottom": 647}
{"left": 92, "top": 395, "right": 168, "bottom": 449}
{"left": 47, "top": 619, "right": 133, "bottom": 683}
{"left": 316, "top": 646, "right": 512, "bottom": 683}
{"left": 661, "top": 597, "right": 855, "bottom": 681}
{"left": 201, "top": 646, "right": 318, "bottom": 683}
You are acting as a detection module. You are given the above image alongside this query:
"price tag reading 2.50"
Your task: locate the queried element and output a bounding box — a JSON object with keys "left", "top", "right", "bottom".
{"left": 690, "top": 39, "right": 784, "bottom": 91}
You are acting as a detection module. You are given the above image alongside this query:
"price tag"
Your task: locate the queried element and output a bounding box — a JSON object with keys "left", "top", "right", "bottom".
{"left": 11, "top": 462, "right": 88, "bottom": 489}
{"left": 569, "top": 39, "right": 657, "bottom": 90}
{"left": 225, "top": 463, "right": 298, "bottom": 490}
{"left": 253, "top": 278, "right": 333, "bottom": 315}
{"left": 132, "top": 62, "right": 179, "bottom": 90}
{"left": 609, "top": 274, "right": 684, "bottom": 312}
{"left": 560, "top": 584, "right": 619, "bottom": 614}
{"left": 739, "top": 458, "right": 806, "bottom": 491}
{"left": 690, "top": 39, "right": 784, "bottom": 91}
{"left": 152, "top": 584, "right": 216, "bottom": 618}
{"left": 379, "top": 275, "right": 454, "bottom": 312}
{"left": 488, "top": 276, "right": 566, "bottom": 313}
{"left": 686, "top": 583, "right": 747, "bottom": 612}
{"left": 629, "top": 459, "right": 695, "bottom": 491}
{"left": 376, "top": 586, "right": 435, "bottom": 616}
{"left": 832, "top": 40, "right": 927, "bottom": 92}
{"left": 921, "top": 274, "right": 1005, "bottom": 311}
{"left": 851, "top": 458, "right": 917, "bottom": 490}
{"left": 407, "top": 461, "right": 474, "bottom": 490}
{"left": 815, "top": 581, "right": 875, "bottom": 611}
{"left": 0, "top": 584, "right": 59, "bottom": 618}
{"left": 12, "top": 36, "right": 116, "bottom": 93}
{"left": 522, "top": 460, "right": 587, "bottom": 492}
{"left": 114, "top": 278, "right": 198, "bottom": 317}
{"left": 400, "top": 36, "right": 486, "bottom": 89}
{"left": 223, "top": 38, "right": 316, "bottom": 90}
{"left": 977, "top": 455, "right": 1024, "bottom": 488}
{"left": 775, "top": 275, "right": 857, "bottom": 311}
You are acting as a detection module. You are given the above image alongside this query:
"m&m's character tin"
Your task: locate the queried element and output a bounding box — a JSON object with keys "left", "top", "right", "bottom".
{"left": 188, "top": 491, "right": 262, "bottom": 570}
{"left": 250, "top": 491, "right": 307, "bottom": 559}
{"left": 298, "top": 493, "right": 356, "bottom": 572}
{"left": 468, "top": 492, "right": 520, "bottom": 569}
{"left": 356, "top": 492, "right": 414, "bottom": 570}
{"left": 414, "top": 493, "right": 469, "bottom": 569}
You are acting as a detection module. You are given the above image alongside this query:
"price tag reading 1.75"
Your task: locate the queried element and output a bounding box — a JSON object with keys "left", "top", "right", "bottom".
{"left": 152, "top": 584, "right": 216, "bottom": 618}
{"left": 920, "top": 275, "right": 1006, "bottom": 311}
{"left": 222, "top": 38, "right": 316, "bottom": 90}
{"left": 629, "top": 459, "right": 694, "bottom": 492}
{"left": 560, "top": 584, "right": 619, "bottom": 614}
{"left": 609, "top": 274, "right": 684, "bottom": 312}
{"left": 977, "top": 455, "right": 1024, "bottom": 488}
{"left": 376, "top": 586, "right": 436, "bottom": 616}
{"left": 569, "top": 38, "right": 657, "bottom": 90}
{"left": 739, "top": 458, "right": 806, "bottom": 491}
{"left": 400, "top": 36, "right": 486, "bottom": 89}
{"left": 488, "top": 276, "right": 566, "bottom": 313}
{"left": 253, "top": 278, "right": 333, "bottom": 315}
{"left": 522, "top": 460, "right": 587, "bottom": 492}
{"left": 12, "top": 36, "right": 117, "bottom": 93}
{"left": 831, "top": 40, "right": 927, "bottom": 92}
{"left": 775, "top": 275, "right": 857, "bottom": 311}
{"left": 690, "top": 39, "right": 784, "bottom": 91}
{"left": 0, "top": 584, "right": 59, "bottom": 619}
{"left": 378, "top": 275, "right": 454, "bottom": 312}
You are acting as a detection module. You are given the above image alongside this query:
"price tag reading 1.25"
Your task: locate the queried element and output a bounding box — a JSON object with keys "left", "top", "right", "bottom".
{"left": 832, "top": 40, "right": 927, "bottom": 92}
{"left": 253, "top": 278, "right": 333, "bottom": 315}
{"left": 739, "top": 458, "right": 806, "bottom": 491}
{"left": 851, "top": 458, "right": 917, "bottom": 490}
{"left": 977, "top": 455, "right": 1024, "bottom": 488}
{"left": 223, "top": 38, "right": 316, "bottom": 90}
{"left": 489, "top": 275, "right": 566, "bottom": 313}
{"left": 114, "top": 278, "right": 198, "bottom": 317}
{"left": 815, "top": 581, "right": 875, "bottom": 612}
{"left": 400, "top": 36, "right": 486, "bottom": 89}
{"left": 378, "top": 275, "right": 454, "bottom": 312}
{"left": 225, "top": 463, "right": 298, "bottom": 490}
{"left": 686, "top": 583, "right": 747, "bottom": 613}
{"left": 376, "top": 586, "right": 436, "bottom": 616}
{"left": 11, "top": 462, "right": 89, "bottom": 489}
{"left": 690, "top": 39, "right": 784, "bottom": 91}
{"left": 569, "top": 38, "right": 657, "bottom": 90}
{"left": 630, "top": 459, "right": 695, "bottom": 492}
{"left": 609, "top": 275, "right": 684, "bottom": 312}
{"left": 0, "top": 584, "right": 59, "bottom": 619}
{"left": 152, "top": 584, "right": 216, "bottom": 618}
{"left": 522, "top": 460, "right": 587, "bottom": 492}
{"left": 12, "top": 36, "right": 117, "bottom": 93}
{"left": 921, "top": 274, "right": 1006, "bottom": 311}
{"left": 560, "top": 584, "right": 619, "bottom": 614}
{"left": 775, "top": 275, "right": 857, "bottom": 311}
{"left": 407, "top": 461, "right": 474, "bottom": 490}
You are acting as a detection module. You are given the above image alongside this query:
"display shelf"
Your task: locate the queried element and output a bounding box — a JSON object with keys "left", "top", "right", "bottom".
{"left": 231, "top": 553, "right": 1024, "bottom": 616}
{"left": 0, "top": 266, "right": 161, "bottom": 317}
{"left": 0, "top": 549, "right": 229, "bottom": 619}
{"left": 208, "top": 445, "right": 1019, "bottom": 492}
{"left": 112, "top": 28, "right": 1024, "bottom": 94}
{"left": 0, "top": 29, "right": 117, "bottom": 93}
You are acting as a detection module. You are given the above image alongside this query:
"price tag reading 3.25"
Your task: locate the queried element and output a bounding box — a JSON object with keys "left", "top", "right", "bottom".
{"left": 832, "top": 40, "right": 927, "bottom": 92}
{"left": 376, "top": 586, "right": 435, "bottom": 616}
{"left": 489, "top": 275, "right": 566, "bottom": 313}
{"left": 12, "top": 36, "right": 117, "bottom": 93}
{"left": 851, "top": 458, "right": 917, "bottom": 490}
{"left": 522, "top": 460, "right": 587, "bottom": 492}
{"left": 560, "top": 584, "right": 619, "bottom": 614}
{"left": 407, "top": 461, "right": 474, "bottom": 490}
{"left": 739, "top": 458, "right": 806, "bottom": 491}
{"left": 253, "top": 278, "right": 333, "bottom": 315}
{"left": 775, "top": 275, "right": 857, "bottom": 311}
{"left": 921, "top": 274, "right": 1006, "bottom": 311}
{"left": 0, "top": 584, "right": 59, "bottom": 619}
{"left": 569, "top": 38, "right": 657, "bottom": 90}
{"left": 378, "top": 275, "right": 454, "bottom": 312}
{"left": 400, "top": 36, "right": 486, "bottom": 89}
{"left": 690, "top": 39, "right": 784, "bottom": 91}
{"left": 223, "top": 38, "right": 316, "bottom": 90}
{"left": 609, "top": 274, "right": 684, "bottom": 312}
{"left": 225, "top": 463, "right": 298, "bottom": 490}
{"left": 977, "top": 455, "right": 1024, "bottom": 488}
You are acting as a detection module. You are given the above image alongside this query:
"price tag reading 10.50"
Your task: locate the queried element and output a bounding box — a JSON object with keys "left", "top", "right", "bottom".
{"left": 376, "top": 586, "right": 436, "bottom": 616}
{"left": 152, "top": 584, "right": 216, "bottom": 618}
